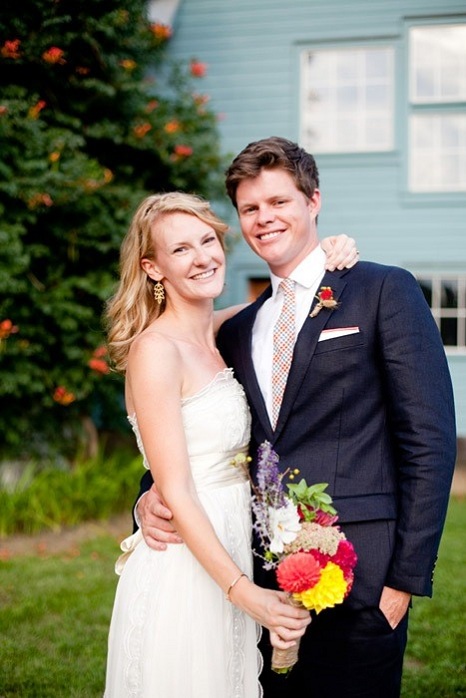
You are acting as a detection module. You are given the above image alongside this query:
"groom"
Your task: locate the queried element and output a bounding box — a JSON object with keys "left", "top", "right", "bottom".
{"left": 135, "top": 137, "right": 456, "bottom": 697}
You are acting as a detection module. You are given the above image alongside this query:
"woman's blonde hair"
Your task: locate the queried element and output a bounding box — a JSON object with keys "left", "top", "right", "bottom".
{"left": 105, "top": 191, "right": 229, "bottom": 372}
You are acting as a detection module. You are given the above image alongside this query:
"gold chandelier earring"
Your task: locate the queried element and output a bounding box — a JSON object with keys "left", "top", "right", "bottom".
{"left": 153, "top": 280, "right": 165, "bottom": 305}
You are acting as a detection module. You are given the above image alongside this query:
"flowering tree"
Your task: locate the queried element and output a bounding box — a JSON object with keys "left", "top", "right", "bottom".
{"left": 0, "top": 0, "right": 226, "bottom": 462}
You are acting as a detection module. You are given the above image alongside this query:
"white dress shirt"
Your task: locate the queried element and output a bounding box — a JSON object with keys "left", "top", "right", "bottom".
{"left": 251, "top": 245, "right": 326, "bottom": 422}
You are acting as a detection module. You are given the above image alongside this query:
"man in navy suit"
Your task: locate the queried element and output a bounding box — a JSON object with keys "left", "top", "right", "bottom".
{"left": 135, "top": 137, "right": 456, "bottom": 697}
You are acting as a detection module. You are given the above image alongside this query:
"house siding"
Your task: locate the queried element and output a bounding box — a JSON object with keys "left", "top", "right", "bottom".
{"left": 166, "top": 0, "right": 466, "bottom": 435}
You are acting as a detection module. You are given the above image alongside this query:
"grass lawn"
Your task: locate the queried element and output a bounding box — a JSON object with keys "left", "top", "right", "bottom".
{"left": 401, "top": 496, "right": 466, "bottom": 697}
{"left": 0, "top": 498, "right": 465, "bottom": 697}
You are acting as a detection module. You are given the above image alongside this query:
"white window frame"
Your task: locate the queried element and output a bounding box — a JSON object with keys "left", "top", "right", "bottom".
{"left": 416, "top": 273, "right": 466, "bottom": 354}
{"left": 300, "top": 43, "right": 395, "bottom": 154}
{"left": 407, "top": 22, "right": 466, "bottom": 193}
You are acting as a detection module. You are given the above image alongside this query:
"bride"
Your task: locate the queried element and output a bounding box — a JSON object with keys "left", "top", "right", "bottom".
{"left": 103, "top": 192, "right": 313, "bottom": 697}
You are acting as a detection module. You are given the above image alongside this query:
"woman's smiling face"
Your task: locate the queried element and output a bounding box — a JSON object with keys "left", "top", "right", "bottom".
{"left": 145, "top": 211, "right": 226, "bottom": 303}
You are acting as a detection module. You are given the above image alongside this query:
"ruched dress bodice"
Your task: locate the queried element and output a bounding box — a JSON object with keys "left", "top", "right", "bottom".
{"left": 128, "top": 368, "right": 251, "bottom": 492}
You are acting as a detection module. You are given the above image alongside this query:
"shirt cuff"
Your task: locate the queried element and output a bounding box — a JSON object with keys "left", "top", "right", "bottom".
{"left": 133, "top": 491, "right": 148, "bottom": 529}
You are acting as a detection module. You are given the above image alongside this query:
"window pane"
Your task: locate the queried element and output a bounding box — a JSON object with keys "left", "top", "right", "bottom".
{"left": 440, "top": 280, "right": 458, "bottom": 308}
{"left": 414, "top": 67, "right": 434, "bottom": 100}
{"left": 418, "top": 279, "right": 432, "bottom": 305}
{"left": 440, "top": 118, "right": 461, "bottom": 147}
{"left": 366, "top": 50, "right": 389, "bottom": 78}
{"left": 440, "top": 318, "right": 458, "bottom": 346}
{"left": 301, "top": 46, "right": 394, "bottom": 153}
{"left": 416, "top": 275, "right": 466, "bottom": 349}
{"left": 409, "top": 114, "right": 466, "bottom": 191}
{"left": 366, "top": 84, "right": 390, "bottom": 108}
{"left": 337, "top": 85, "right": 359, "bottom": 108}
{"left": 366, "top": 118, "right": 391, "bottom": 148}
{"left": 410, "top": 24, "right": 466, "bottom": 103}
{"left": 337, "top": 52, "right": 357, "bottom": 80}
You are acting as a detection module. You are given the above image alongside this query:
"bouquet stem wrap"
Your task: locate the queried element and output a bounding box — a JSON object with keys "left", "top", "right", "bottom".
{"left": 272, "top": 595, "right": 304, "bottom": 674}
{"left": 272, "top": 638, "right": 301, "bottom": 674}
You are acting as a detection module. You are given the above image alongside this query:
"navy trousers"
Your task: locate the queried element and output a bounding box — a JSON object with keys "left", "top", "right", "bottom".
{"left": 258, "top": 605, "right": 409, "bottom": 698}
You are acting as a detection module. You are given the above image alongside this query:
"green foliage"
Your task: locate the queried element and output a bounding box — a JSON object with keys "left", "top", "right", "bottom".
{"left": 0, "top": 451, "right": 346, "bottom": 540}
{"left": 0, "top": 0, "right": 227, "bottom": 460}
{"left": 401, "top": 496, "right": 466, "bottom": 697}
{"left": 286, "top": 479, "right": 337, "bottom": 518}
{"left": 0, "top": 446, "right": 143, "bottom": 536}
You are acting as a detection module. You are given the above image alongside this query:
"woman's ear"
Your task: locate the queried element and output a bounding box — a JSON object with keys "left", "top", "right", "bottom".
{"left": 141, "top": 257, "right": 163, "bottom": 282}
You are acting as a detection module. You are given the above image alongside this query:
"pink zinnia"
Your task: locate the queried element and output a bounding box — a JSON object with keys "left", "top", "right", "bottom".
{"left": 333, "top": 539, "right": 358, "bottom": 578}
{"left": 314, "top": 509, "right": 339, "bottom": 526}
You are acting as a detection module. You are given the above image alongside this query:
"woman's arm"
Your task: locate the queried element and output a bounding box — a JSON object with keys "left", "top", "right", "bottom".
{"left": 127, "top": 333, "right": 310, "bottom": 645}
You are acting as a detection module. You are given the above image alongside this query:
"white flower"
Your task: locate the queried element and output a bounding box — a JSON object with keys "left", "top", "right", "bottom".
{"left": 268, "top": 500, "right": 301, "bottom": 554}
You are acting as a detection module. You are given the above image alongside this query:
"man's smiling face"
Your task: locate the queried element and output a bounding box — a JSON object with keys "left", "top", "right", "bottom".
{"left": 235, "top": 167, "right": 321, "bottom": 278}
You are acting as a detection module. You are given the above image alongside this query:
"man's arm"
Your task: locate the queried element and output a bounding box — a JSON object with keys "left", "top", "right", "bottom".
{"left": 132, "top": 469, "right": 153, "bottom": 532}
{"left": 379, "top": 267, "right": 456, "bottom": 597}
{"left": 133, "top": 470, "right": 181, "bottom": 550}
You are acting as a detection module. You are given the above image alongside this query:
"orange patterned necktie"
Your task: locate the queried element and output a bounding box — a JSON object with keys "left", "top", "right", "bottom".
{"left": 271, "top": 279, "right": 296, "bottom": 428}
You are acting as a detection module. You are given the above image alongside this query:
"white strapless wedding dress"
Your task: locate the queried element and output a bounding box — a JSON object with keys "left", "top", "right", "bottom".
{"left": 104, "top": 369, "right": 262, "bottom": 697}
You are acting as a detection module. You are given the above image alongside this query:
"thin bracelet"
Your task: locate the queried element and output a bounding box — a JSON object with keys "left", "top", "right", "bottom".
{"left": 226, "top": 573, "right": 248, "bottom": 601}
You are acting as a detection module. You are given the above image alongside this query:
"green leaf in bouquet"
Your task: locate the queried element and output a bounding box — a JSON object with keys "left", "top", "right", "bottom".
{"left": 286, "top": 479, "right": 337, "bottom": 518}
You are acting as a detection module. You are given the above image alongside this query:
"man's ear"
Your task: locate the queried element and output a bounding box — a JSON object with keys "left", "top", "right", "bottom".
{"left": 141, "top": 257, "right": 163, "bottom": 282}
{"left": 308, "top": 189, "right": 321, "bottom": 219}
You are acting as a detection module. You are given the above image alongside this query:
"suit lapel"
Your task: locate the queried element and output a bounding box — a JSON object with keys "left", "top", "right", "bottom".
{"left": 236, "top": 287, "right": 274, "bottom": 439}
{"left": 273, "top": 271, "right": 348, "bottom": 437}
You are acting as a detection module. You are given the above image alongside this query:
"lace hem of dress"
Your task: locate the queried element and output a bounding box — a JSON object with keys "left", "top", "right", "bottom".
{"left": 124, "top": 550, "right": 152, "bottom": 697}
{"left": 224, "top": 491, "right": 263, "bottom": 697}
{"left": 257, "top": 624, "right": 264, "bottom": 698}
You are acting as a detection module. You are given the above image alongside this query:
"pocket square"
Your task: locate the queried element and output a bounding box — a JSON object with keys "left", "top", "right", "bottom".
{"left": 318, "top": 327, "right": 360, "bottom": 342}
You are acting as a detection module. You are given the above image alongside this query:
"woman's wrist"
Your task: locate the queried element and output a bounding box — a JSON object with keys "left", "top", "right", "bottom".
{"left": 225, "top": 572, "right": 248, "bottom": 602}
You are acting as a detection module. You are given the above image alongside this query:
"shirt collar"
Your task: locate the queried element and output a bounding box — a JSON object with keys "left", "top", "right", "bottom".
{"left": 270, "top": 245, "right": 326, "bottom": 297}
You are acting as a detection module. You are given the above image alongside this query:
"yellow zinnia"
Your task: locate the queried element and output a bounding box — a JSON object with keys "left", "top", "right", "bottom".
{"left": 294, "top": 562, "right": 347, "bottom": 614}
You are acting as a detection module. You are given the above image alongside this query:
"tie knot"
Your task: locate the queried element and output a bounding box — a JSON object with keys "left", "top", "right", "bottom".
{"left": 279, "top": 278, "right": 295, "bottom": 297}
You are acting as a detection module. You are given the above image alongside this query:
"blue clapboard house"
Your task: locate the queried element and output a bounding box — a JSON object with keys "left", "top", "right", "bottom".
{"left": 150, "top": 0, "right": 466, "bottom": 440}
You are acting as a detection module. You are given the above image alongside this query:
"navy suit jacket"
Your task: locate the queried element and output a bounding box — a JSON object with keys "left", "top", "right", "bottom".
{"left": 216, "top": 262, "right": 456, "bottom": 608}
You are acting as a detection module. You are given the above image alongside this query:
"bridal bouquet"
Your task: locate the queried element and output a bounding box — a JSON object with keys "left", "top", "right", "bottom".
{"left": 234, "top": 441, "right": 358, "bottom": 674}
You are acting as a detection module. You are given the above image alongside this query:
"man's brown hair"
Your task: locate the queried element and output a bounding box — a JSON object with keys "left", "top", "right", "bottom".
{"left": 225, "top": 136, "right": 320, "bottom": 208}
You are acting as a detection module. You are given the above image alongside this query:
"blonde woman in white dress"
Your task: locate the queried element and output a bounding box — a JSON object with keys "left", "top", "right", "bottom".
{"left": 105, "top": 193, "right": 309, "bottom": 698}
{"left": 103, "top": 192, "right": 355, "bottom": 697}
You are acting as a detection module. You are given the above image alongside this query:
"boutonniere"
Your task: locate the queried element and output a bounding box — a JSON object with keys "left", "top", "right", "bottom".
{"left": 310, "top": 286, "right": 339, "bottom": 318}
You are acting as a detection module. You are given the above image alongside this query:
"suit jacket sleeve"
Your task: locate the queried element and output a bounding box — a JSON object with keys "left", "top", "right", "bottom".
{"left": 376, "top": 267, "right": 456, "bottom": 596}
